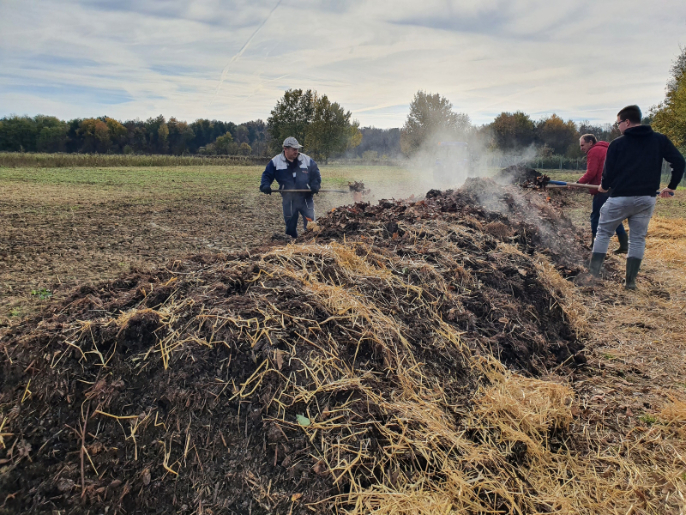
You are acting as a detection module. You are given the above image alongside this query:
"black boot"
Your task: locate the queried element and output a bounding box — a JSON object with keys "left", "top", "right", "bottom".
{"left": 614, "top": 233, "right": 629, "bottom": 255}
{"left": 625, "top": 257, "right": 642, "bottom": 290}
{"left": 588, "top": 253, "right": 606, "bottom": 277}
{"left": 591, "top": 236, "right": 595, "bottom": 249}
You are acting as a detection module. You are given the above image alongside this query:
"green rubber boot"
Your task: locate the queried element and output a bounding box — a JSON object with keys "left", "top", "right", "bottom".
{"left": 614, "top": 232, "right": 629, "bottom": 255}
{"left": 588, "top": 252, "right": 606, "bottom": 278}
{"left": 625, "top": 257, "right": 642, "bottom": 290}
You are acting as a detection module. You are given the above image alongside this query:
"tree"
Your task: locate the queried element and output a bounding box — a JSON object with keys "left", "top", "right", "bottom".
{"left": 537, "top": 114, "right": 578, "bottom": 155}
{"left": 36, "top": 124, "right": 68, "bottom": 153}
{"left": 0, "top": 116, "right": 39, "bottom": 151}
{"left": 351, "top": 127, "right": 401, "bottom": 158}
{"left": 105, "top": 118, "right": 127, "bottom": 150}
{"left": 167, "top": 118, "right": 195, "bottom": 155}
{"left": 400, "top": 91, "right": 471, "bottom": 155}
{"left": 267, "top": 89, "right": 316, "bottom": 153}
{"left": 306, "top": 94, "right": 361, "bottom": 163}
{"left": 214, "top": 132, "right": 237, "bottom": 155}
{"left": 79, "top": 118, "right": 111, "bottom": 153}
{"left": 267, "top": 89, "right": 360, "bottom": 160}
{"left": 490, "top": 111, "right": 536, "bottom": 150}
{"left": 652, "top": 48, "right": 686, "bottom": 148}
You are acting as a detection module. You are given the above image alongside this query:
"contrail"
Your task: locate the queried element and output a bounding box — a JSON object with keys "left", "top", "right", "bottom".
{"left": 211, "top": 0, "right": 283, "bottom": 104}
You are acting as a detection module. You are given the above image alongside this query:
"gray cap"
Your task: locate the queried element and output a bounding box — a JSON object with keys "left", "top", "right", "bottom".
{"left": 282, "top": 136, "right": 303, "bottom": 149}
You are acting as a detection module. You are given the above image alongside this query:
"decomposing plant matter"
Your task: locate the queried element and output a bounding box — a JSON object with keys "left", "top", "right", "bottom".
{"left": 2, "top": 179, "right": 682, "bottom": 514}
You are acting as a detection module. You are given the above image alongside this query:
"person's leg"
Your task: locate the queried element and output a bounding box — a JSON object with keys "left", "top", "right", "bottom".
{"left": 283, "top": 195, "right": 299, "bottom": 237}
{"left": 592, "top": 197, "right": 629, "bottom": 254}
{"left": 623, "top": 196, "right": 656, "bottom": 289}
{"left": 625, "top": 196, "right": 656, "bottom": 259}
{"left": 590, "top": 194, "right": 603, "bottom": 241}
{"left": 301, "top": 196, "right": 315, "bottom": 231}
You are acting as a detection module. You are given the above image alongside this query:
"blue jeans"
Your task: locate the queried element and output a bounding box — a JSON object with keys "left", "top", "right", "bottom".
{"left": 591, "top": 193, "right": 626, "bottom": 238}
{"left": 282, "top": 193, "right": 315, "bottom": 238}
{"left": 592, "top": 196, "right": 656, "bottom": 259}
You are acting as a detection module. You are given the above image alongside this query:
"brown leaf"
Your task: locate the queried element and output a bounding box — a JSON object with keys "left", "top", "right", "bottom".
{"left": 275, "top": 350, "right": 284, "bottom": 371}
{"left": 142, "top": 468, "right": 151, "bottom": 486}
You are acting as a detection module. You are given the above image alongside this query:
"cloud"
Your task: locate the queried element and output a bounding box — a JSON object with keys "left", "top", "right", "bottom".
{"left": 1, "top": 0, "right": 685, "bottom": 127}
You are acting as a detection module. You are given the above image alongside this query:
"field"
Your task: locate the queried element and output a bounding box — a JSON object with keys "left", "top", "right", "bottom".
{"left": 1, "top": 162, "right": 686, "bottom": 514}
{"left": 0, "top": 164, "right": 420, "bottom": 323}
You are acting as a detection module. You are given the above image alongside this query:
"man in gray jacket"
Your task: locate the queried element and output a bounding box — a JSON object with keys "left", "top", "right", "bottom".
{"left": 589, "top": 105, "right": 685, "bottom": 289}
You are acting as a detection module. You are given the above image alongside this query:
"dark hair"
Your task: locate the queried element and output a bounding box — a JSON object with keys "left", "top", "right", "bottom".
{"left": 580, "top": 134, "right": 597, "bottom": 144}
{"left": 617, "top": 105, "right": 642, "bottom": 124}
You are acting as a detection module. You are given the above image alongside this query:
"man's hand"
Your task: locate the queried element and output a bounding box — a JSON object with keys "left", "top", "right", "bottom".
{"left": 659, "top": 187, "right": 675, "bottom": 198}
{"left": 597, "top": 185, "right": 608, "bottom": 193}
{"left": 261, "top": 186, "right": 272, "bottom": 195}
{"left": 310, "top": 186, "right": 320, "bottom": 194}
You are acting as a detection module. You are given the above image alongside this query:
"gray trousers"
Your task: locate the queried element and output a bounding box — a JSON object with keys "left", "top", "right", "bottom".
{"left": 592, "top": 196, "right": 656, "bottom": 259}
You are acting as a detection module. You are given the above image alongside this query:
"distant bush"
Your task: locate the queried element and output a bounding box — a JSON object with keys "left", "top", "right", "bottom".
{"left": 0, "top": 152, "right": 270, "bottom": 168}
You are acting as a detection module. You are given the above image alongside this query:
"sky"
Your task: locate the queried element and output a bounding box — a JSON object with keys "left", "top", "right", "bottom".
{"left": 1, "top": 0, "right": 685, "bottom": 128}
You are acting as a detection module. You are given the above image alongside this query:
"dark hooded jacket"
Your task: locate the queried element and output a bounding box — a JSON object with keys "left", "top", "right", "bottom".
{"left": 601, "top": 125, "right": 685, "bottom": 197}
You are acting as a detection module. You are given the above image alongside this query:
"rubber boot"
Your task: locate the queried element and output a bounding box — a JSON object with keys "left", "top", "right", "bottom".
{"left": 625, "top": 257, "right": 642, "bottom": 290}
{"left": 614, "top": 232, "right": 629, "bottom": 255}
{"left": 591, "top": 236, "right": 595, "bottom": 249}
{"left": 588, "top": 253, "right": 606, "bottom": 278}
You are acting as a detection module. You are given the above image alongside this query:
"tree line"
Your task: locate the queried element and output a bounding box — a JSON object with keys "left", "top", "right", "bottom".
{"left": 0, "top": 115, "right": 270, "bottom": 156}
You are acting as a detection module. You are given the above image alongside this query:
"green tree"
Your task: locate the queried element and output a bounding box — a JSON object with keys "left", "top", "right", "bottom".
{"left": 36, "top": 124, "right": 68, "bottom": 152}
{"left": 214, "top": 132, "right": 237, "bottom": 155}
{"left": 267, "top": 89, "right": 315, "bottom": 153}
{"left": 537, "top": 114, "right": 578, "bottom": 155}
{"left": 652, "top": 48, "right": 686, "bottom": 148}
{"left": 267, "top": 89, "right": 361, "bottom": 160}
{"left": 167, "top": 117, "right": 195, "bottom": 155}
{"left": 0, "top": 116, "right": 38, "bottom": 151}
{"left": 490, "top": 111, "right": 536, "bottom": 150}
{"left": 400, "top": 91, "right": 471, "bottom": 155}
{"left": 306, "top": 94, "right": 361, "bottom": 163}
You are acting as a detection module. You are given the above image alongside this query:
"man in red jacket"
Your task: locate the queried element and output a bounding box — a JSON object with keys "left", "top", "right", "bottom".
{"left": 576, "top": 134, "right": 628, "bottom": 253}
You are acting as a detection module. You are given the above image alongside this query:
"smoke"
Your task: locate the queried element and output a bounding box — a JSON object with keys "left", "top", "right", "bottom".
{"left": 378, "top": 129, "right": 541, "bottom": 199}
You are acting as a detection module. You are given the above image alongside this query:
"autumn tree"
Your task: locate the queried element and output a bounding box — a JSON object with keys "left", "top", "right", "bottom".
{"left": 537, "top": 114, "right": 578, "bottom": 155}
{"left": 490, "top": 111, "right": 536, "bottom": 150}
{"left": 652, "top": 48, "right": 686, "bottom": 149}
{"left": 105, "top": 117, "right": 127, "bottom": 151}
{"left": 400, "top": 91, "right": 471, "bottom": 155}
{"left": 79, "top": 118, "right": 111, "bottom": 153}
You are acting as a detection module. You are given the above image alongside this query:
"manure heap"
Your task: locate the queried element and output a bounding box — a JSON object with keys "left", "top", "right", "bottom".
{"left": 3, "top": 178, "right": 600, "bottom": 514}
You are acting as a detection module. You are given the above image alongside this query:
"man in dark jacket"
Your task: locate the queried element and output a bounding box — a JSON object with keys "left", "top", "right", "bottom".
{"left": 590, "top": 105, "right": 685, "bottom": 289}
{"left": 577, "top": 134, "right": 628, "bottom": 252}
{"left": 260, "top": 137, "right": 322, "bottom": 238}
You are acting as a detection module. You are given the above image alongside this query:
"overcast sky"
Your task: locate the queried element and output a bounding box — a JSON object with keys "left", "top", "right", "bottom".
{"left": 1, "top": 0, "right": 685, "bottom": 128}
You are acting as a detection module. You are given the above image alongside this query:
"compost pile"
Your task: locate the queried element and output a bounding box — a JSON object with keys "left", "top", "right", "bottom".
{"left": 496, "top": 164, "right": 542, "bottom": 185}
{"left": 1, "top": 179, "right": 594, "bottom": 514}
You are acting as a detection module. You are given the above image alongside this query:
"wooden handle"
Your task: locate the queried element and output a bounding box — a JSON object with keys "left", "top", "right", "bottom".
{"left": 278, "top": 189, "right": 349, "bottom": 193}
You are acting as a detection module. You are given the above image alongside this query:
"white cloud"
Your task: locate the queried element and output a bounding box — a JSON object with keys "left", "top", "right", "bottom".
{"left": 1, "top": 0, "right": 684, "bottom": 127}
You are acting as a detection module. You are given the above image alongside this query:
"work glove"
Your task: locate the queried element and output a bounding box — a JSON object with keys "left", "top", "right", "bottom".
{"left": 261, "top": 186, "right": 272, "bottom": 195}
{"left": 310, "top": 186, "right": 320, "bottom": 194}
